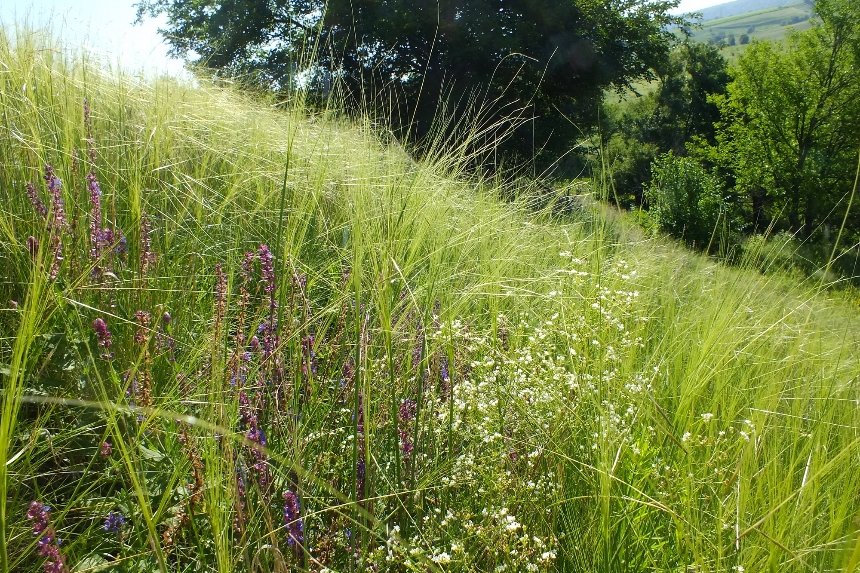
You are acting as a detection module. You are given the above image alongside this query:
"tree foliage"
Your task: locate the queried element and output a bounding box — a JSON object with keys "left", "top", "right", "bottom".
{"left": 603, "top": 42, "right": 729, "bottom": 207}
{"left": 136, "top": 0, "right": 683, "bottom": 165}
{"left": 700, "top": 6, "right": 860, "bottom": 238}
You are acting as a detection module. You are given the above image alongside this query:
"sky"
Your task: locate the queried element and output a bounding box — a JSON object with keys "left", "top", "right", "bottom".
{"left": 0, "top": 0, "right": 186, "bottom": 77}
{"left": 0, "top": 0, "right": 730, "bottom": 77}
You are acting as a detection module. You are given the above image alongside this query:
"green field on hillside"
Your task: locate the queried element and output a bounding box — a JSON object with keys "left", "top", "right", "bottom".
{"left": 690, "top": 3, "right": 814, "bottom": 50}
{"left": 1, "top": 27, "right": 859, "bottom": 573}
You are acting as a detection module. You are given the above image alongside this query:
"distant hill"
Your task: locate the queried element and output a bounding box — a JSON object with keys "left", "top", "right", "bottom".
{"left": 682, "top": 1, "right": 815, "bottom": 55}
{"left": 689, "top": 0, "right": 813, "bottom": 21}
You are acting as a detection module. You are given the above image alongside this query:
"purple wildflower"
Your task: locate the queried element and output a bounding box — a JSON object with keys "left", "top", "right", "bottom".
{"left": 44, "top": 166, "right": 65, "bottom": 228}
{"left": 103, "top": 511, "right": 125, "bottom": 533}
{"left": 283, "top": 489, "right": 304, "bottom": 546}
{"left": 246, "top": 424, "right": 269, "bottom": 490}
{"left": 43, "top": 165, "right": 65, "bottom": 280}
{"left": 133, "top": 311, "right": 153, "bottom": 408}
{"left": 115, "top": 233, "right": 128, "bottom": 256}
{"left": 399, "top": 399, "right": 417, "bottom": 421}
{"left": 258, "top": 244, "right": 275, "bottom": 294}
{"left": 27, "top": 502, "right": 66, "bottom": 573}
{"left": 241, "top": 251, "right": 255, "bottom": 280}
{"left": 49, "top": 234, "right": 62, "bottom": 281}
{"left": 257, "top": 318, "right": 278, "bottom": 360}
{"left": 26, "top": 182, "right": 48, "bottom": 218}
{"left": 399, "top": 399, "right": 417, "bottom": 458}
{"left": 93, "top": 318, "right": 113, "bottom": 360}
{"left": 27, "top": 502, "right": 51, "bottom": 535}
{"left": 134, "top": 310, "right": 151, "bottom": 345}
{"left": 240, "top": 390, "right": 270, "bottom": 492}
{"left": 37, "top": 532, "right": 57, "bottom": 555}
{"left": 100, "top": 440, "right": 112, "bottom": 457}
{"left": 39, "top": 541, "right": 65, "bottom": 573}
{"left": 87, "top": 172, "right": 102, "bottom": 262}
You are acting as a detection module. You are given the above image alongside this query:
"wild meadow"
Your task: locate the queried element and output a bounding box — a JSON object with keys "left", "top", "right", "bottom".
{"left": 1, "top": 29, "right": 859, "bottom": 573}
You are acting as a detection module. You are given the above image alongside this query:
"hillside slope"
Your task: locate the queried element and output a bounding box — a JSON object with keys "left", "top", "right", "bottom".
{"left": 691, "top": 0, "right": 811, "bottom": 21}
{"left": 689, "top": 1, "right": 814, "bottom": 50}
{"left": 1, "top": 29, "right": 859, "bottom": 573}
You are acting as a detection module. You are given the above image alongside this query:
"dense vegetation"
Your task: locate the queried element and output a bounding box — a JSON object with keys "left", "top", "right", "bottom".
{"left": 135, "top": 0, "right": 683, "bottom": 167}
{"left": 2, "top": 23, "right": 860, "bottom": 573}
{"left": 137, "top": 0, "right": 860, "bottom": 285}
{"left": 604, "top": 0, "right": 860, "bottom": 283}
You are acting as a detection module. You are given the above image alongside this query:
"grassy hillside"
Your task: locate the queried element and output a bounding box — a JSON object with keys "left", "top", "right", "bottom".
{"left": 689, "top": 2, "right": 814, "bottom": 55}
{"left": 1, "top": 28, "right": 859, "bottom": 573}
{"left": 692, "top": 0, "right": 808, "bottom": 22}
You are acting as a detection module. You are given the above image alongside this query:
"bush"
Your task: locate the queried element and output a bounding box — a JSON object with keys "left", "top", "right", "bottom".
{"left": 646, "top": 153, "right": 729, "bottom": 249}
{"left": 605, "top": 133, "right": 659, "bottom": 208}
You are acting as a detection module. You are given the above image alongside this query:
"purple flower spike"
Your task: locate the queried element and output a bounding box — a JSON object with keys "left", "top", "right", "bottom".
{"left": 399, "top": 399, "right": 417, "bottom": 422}
{"left": 87, "top": 172, "right": 103, "bottom": 262}
{"left": 44, "top": 166, "right": 66, "bottom": 229}
{"left": 93, "top": 318, "right": 113, "bottom": 360}
{"left": 27, "top": 502, "right": 51, "bottom": 535}
{"left": 26, "top": 182, "right": 48, "bottom": 218}
{"left": 100, "top": 440, "right": 112, "bottom": 457}
{"left": 27, "top": 501, "right": 66, "bottom": 573}
{"left": 258, "top": 244, "right": 275, "bottom": 294}
{"left": 283, "top": 489, "right": 304, "bottom": 546}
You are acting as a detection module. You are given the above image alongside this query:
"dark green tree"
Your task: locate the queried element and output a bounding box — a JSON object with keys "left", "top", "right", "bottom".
{"left": 649, "top": 42, "right": 729, "bottom": 153}
{"left": 603, "top": 42, "right": 728, "bottom": 207}
{"left": 136, "top": 0, "right": 683, "bottom": 167}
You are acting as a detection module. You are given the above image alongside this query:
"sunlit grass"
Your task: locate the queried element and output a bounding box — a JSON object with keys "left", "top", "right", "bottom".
{"left": 1, "top": 27, "right": 858, "bottom": 573}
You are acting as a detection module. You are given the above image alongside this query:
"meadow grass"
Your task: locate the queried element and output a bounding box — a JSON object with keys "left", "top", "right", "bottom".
{"left": 1, "top": 28, "right": 859, "bottom": 573}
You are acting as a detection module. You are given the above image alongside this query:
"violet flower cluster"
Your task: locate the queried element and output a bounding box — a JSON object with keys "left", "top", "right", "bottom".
{"left": 103, "top": 511, "right": 125, "bottom": 534}
{"left": 26, "top": 501, "right": 66, "bottom": 573}
{"left": 87, "top": 171, "right": 103, "bottom": 265}
{"left": 283, "top": 489, "right": 304, "bottom": 547}
{"left": 258, "top": 244, "right": 275, "bottom": 296}
{"left": 44, "top": 165, "right": 65, "bottom": 280}
{"left": 26, "top": 182, "right": 48, "bottom": 218}
{"left": 93, "top": 318, "right": 113, "bottom": 360}
{"left": 239, "top": 390, "right": 270, "bottom": 492}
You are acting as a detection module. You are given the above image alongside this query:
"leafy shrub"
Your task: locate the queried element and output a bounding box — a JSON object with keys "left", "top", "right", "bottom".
{"left": 646, "top": 153, "right": 729, "bottom": 249}
{"left": 604, "top": 132, "right": 659, "bottom": 209}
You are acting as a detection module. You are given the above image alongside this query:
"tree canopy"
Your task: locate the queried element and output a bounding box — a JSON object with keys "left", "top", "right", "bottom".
{"left": 137, "top": 0, "right": 683, "bottom": 166}
{"left": 699, "top": 7, "right": 860, "bottom": 238}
